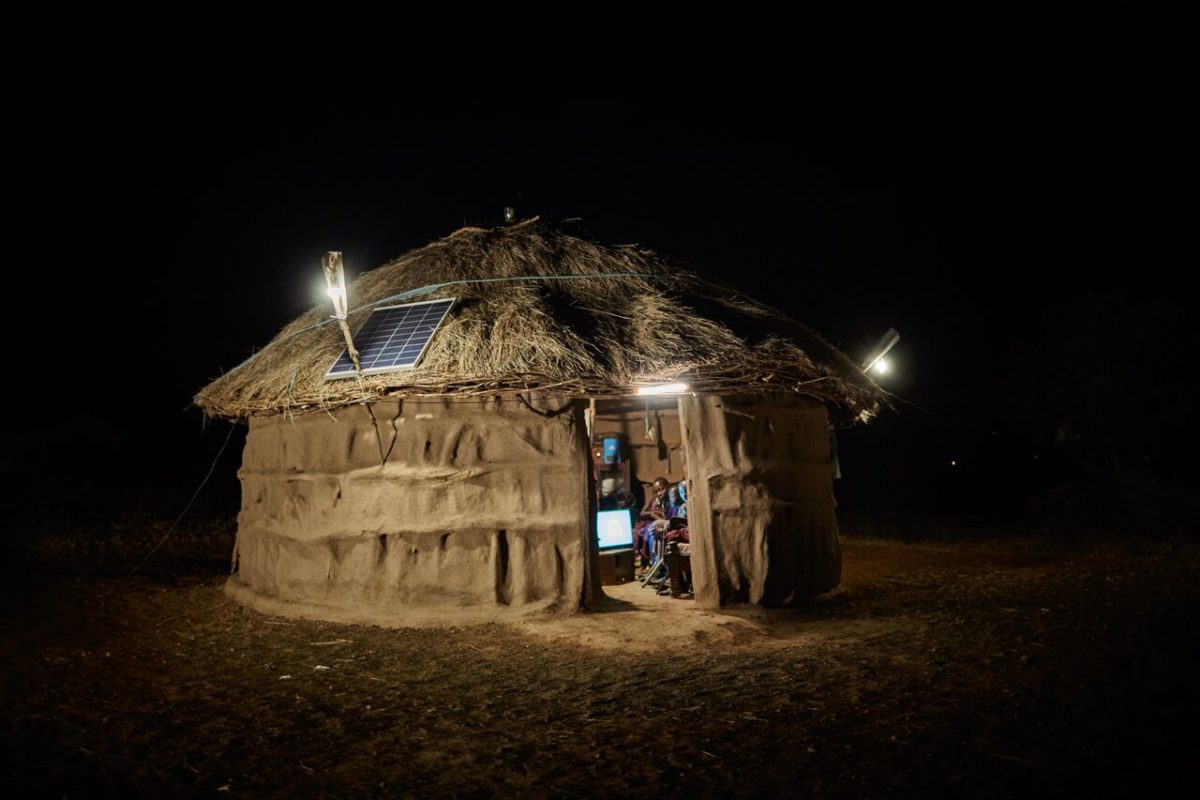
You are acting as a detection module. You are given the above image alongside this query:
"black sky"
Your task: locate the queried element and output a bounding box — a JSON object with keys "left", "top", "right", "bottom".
{"left": 4, "top": 9, "right": 1192, "bottom": 515}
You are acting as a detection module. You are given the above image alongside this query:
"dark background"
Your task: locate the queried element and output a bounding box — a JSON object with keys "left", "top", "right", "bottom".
{"left": 4, "top": 9, "right": 1193, "bottom": 532}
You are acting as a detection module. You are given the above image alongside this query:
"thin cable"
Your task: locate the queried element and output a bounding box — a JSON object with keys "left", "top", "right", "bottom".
{"left": 878, "top": 386, "right": 994, "bottom": 432}
{"left": 128, "top": 423, "right": 237, "bottom": 576}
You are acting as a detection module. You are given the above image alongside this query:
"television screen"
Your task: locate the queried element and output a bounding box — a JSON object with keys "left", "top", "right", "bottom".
{"left": 596, "top": 509, "right": 633, "bottom": 550}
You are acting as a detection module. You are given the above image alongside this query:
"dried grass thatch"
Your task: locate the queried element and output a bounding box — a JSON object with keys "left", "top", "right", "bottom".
{"left": 195, "top": 218, "right": 881, "bottom": 422}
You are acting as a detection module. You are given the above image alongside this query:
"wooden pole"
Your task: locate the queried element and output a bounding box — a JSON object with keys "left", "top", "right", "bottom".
{"left": 322, "top": 251, "right": 362, "bottom": 374}
{"left": 323, "top": 251, "right": 387, "bottom": 466}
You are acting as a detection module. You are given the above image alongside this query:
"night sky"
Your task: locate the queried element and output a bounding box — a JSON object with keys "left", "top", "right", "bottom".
{"left": 5, "top": 10, "right": 1192, "bottom": 521}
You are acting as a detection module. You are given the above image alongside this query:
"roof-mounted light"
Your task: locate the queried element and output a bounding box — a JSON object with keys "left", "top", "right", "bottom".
{"left": 635, "top": 382, "right": 689, "bottom": 396}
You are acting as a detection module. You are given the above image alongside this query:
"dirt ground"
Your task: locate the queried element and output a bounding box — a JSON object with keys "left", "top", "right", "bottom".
{"left": 2, "top": 539, "right": 1197, "bottom": 797}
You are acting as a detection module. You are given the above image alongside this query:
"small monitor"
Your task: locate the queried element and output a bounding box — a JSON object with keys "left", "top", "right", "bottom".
{"left": 602, "top": 436, "right": 621, "bottom": 464}
{"left": 596, "top": 509, "right": 633, "bottom": 551}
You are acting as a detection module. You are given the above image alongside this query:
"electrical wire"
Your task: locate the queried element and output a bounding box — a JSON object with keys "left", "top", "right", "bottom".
{"left": 127, "top": 422, "right": 237, "bottom": 576}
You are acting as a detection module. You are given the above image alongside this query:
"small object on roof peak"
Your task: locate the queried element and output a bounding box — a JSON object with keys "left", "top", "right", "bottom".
{"left": 503, "top": 207, "right": 515, "bottom": 223}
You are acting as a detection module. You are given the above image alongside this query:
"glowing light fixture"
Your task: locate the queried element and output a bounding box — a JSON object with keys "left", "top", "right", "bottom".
{"left": 322, "top": 251, "right": 361, "bottom": 375}
{"left": 635, "top": 382, "right": 689, "bottom": 396}
{"left": 862, "top": 327, "right": 900, "bottom": 376}
{"left": 323, "top": 254, "right": 351, "bottom": 321}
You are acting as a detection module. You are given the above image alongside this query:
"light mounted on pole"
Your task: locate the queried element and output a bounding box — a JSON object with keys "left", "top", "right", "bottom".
{"left": 322, "top": 251, "right": 362, "bottom": 376}
{"left": 862, "top": 328, "right": 900, "bottom": 377}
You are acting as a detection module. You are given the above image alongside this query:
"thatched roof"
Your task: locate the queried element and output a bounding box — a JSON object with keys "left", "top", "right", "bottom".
{"left": 195, "top": 218, "right": 881, "bottom": 422}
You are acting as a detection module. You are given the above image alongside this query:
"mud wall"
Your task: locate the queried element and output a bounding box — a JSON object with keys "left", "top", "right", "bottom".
{"left": 678, "top": 393, "right": 841, "bottom": 608}
{"left": 233, "top": 395, "right": 593, "bottom": 612}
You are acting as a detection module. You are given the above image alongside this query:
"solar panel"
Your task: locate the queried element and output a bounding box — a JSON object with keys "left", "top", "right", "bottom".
{"left": 325, "top": 297, "right": 455, "bottom": 380}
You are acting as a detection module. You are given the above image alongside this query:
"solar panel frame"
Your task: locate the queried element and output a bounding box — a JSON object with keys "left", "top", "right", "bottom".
{"left": 324, "top": 297, "right": 456, "bottom": 380}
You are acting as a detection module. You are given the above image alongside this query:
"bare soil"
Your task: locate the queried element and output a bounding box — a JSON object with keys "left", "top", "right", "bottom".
{"left": 2, "top": 540, "right": 1197, "bottom": 797}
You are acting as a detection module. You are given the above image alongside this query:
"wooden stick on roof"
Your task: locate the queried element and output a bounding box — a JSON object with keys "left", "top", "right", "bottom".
{"left": 322, "top": 251, "right": 363, "bottom": 375}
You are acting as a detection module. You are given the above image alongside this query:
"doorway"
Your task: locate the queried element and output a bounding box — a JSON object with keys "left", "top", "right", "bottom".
{"left": 588, "top": 397, "right": 695, "bottom": 601}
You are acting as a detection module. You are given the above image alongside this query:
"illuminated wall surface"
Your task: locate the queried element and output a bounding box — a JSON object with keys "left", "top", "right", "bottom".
{"left": 230, "top": 392, "right": 839, "bottom": 616}
{"left": 232, "top": 396, "right": 590, "bottom": 612}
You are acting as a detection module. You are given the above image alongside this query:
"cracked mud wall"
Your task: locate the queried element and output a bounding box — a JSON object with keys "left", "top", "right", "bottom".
{"left": 232, "top": 396, "right": 591, "bottom": 613}
{"left": 679, "top": 393, "right": 841, "bottom": 608}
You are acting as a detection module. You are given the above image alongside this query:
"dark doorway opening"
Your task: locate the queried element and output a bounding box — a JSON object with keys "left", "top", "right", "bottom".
{"left": 590, "top": 397, "right": 696, "bottom": 601}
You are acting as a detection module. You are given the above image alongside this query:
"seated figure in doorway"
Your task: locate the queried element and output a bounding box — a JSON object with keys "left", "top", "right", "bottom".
{"left": 667, "top": 470, "right": 687, "bottom": 520}
{"left": 645, "top": 476, "right": 670, "bottom": 518}
{"left": 633, "top": 477, "right": 670, "bottom": 568}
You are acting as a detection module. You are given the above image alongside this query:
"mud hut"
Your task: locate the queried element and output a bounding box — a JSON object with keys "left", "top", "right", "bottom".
{"left": 196, "top": 218, "right": 880, "bottom": 620}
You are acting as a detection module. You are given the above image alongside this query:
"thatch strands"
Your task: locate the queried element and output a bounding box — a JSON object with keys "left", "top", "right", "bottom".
{"left": 195, "top": 218, "right": 882, "bottom": 422}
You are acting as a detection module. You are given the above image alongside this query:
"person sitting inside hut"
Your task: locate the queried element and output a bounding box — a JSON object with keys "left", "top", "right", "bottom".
{"left": 667, "top": 471, "right": 688, "bottom": 520}
{"left": 634, "top": 477, "right": 670, "bottom": 568}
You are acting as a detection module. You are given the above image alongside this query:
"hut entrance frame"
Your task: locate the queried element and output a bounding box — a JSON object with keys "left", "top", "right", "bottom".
{"left": 587, "top": 395, "right": 695, "bottom": 601}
